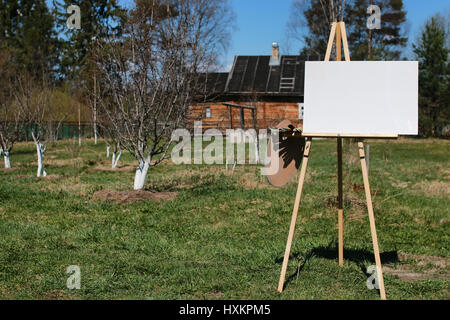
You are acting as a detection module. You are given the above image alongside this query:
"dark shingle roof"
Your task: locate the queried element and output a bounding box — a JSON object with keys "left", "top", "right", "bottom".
{"left": 197, "top": 72, "right": 229, "bottom": 94}
{"left": 225, "top": 55, "right": 304, "bottom": 95}
{"left": 198, "top": 55, "right": 307, "bottom": 98}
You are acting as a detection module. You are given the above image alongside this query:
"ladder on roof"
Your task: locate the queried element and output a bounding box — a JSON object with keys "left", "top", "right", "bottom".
{"left": 279, "top": 57, "right": 297, "bottom": 91}
{"left": 279, "top": 77, "right": 295, "bottom": 90}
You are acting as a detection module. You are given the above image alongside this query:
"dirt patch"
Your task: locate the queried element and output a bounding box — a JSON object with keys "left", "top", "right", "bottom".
{"left": 92, "top": 189, "right": 178, "bottom": 204}
{"left": 39, "top": 176, "right": 86, "bottom": 194}
{"left": 42, "top": 289, "right": 70, "bottom": 300}
{"left": 89, "top": 165, "right": 136, "bottom": 172}
{"left": 411, "top": 180, "right": 450, "bottom": 197}
{"left": 46, "top": 158, "right": 83, "bottom": 167}
{"left": 325, "top": 195, "right": 366, "bottom": 208}
{"left": 399, "top": 252, "right": 448, "bottom": 268}
{"left": 205, "top": 292, "right": 224, "bottom": 299}
{"left": 0, "top": 168, "right": 18, "bottom": 172}
{"left": 391, "top": 181, "right": 409, "bottom": 189}
{"left": 43, "top": 174, "right": 64, "bottom": 180}
{"left": 383, "top": 251, "right": 449, "bottom": 282}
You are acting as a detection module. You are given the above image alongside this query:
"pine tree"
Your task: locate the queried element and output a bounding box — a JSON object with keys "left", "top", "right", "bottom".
{"left": 0, "top": 0, "right": 59, "bottom": 80}
{"left": 413, "top": 14, "right": 449, "bottom": 136}
{"left": 53, "top": 0, "right": 126, "bottom": 80}
{"left": 291, "top": 0, "right": 408, "bottom": 61}
{"left": 347, "top": 0, "right": 408, "bottom": 60}
{"left": 0, "top": 0, "right": 20, "bottom": 49}
{"left": 53, "top": 0, "right": 126, "bottom": 144}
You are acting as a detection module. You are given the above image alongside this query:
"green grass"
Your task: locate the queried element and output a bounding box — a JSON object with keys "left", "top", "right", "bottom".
{"left": 0, "top": 138, "right": 448, "bottom": 299}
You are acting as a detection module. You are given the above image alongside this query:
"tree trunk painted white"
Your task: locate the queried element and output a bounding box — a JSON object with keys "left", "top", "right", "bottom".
{"left": 78, "top": 103, "right": 82, "bottom": 147}
{"left": 106, "top": 145, "right": 110, "bottom": 158}
{"left": 254, "top": 138, "right": 260, "bottom": 164}
{"left": 133, "top": 157, "right": 150, "bottom": 190}
{"left": 35, "top": 142, "right": 47, "bottom": 177}
{"left": 4, "top": 150, "right": 11, "bottom": 169}
{"left": 93, "top": 73, "right": 98, "bottom": 145}
{"left": 112, "top": 150, "right": 122, "bottom": 169}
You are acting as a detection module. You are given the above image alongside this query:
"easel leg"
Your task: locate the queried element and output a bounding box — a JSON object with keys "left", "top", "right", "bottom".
{"left": 336, "top": 21, "right": 344, "bottom": 267}
{"left": 337, "top": 138, "right": 343, "bottom": 266}
{"left": 277, "top": 138, "right": 312, "bottom": 293}
{"left": 358, "top": 141, "right": 386, "bottom": 300}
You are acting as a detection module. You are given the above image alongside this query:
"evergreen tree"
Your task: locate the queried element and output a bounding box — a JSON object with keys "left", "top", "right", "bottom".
{"left": 289, "top": 0, "right": 408, "bottom": 61}
{"left": 0, "top": 0, "right": 20, "bottom": 49}
{"left": 413, "top": 14, "right": 449, "bottom": 136}
{"left": 347, "top": 0, "right": 408, "bottom": 60}
{"left": 53, "top": 0, "right": 126, "bottom": 80}
{"left": 53, "top": 0, "right": 126, "bottom": 143}
{"left": 0, "top": 0, "right": 59, "bottom": 80}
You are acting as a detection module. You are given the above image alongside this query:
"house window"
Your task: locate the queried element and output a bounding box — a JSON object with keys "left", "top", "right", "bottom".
{"left": 205, "top": 107, "right": 211, "bottom": 118}
{"left": 298, "top": 103, "right": 304, "bottom": 120}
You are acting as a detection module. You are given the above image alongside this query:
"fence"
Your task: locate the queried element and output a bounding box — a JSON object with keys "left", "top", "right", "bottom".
{"left": 20, "top": 123, "right": 95, "bottom": 142}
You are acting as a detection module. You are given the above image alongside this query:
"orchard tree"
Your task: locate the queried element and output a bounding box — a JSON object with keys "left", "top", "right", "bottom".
{"left": 97, "top": 101, "right": 123, "bottom": 169}
{"left": 0, "top": 49, "right": 24, "bottom": 168}
{"left": 14, "top": 73, "right": 66, "bottom": 177}
{"left": 0, "top": 1, "right": 60, "bottom": 171}
{"left": 95, "top": 0, "right": 234, "bottom": 190}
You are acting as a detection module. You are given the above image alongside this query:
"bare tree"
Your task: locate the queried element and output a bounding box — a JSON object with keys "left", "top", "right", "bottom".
{"left": 286, "top": 0, "right": 347, "bottom": 58}
{"left": 14, "top": 74, "right": 66, "bottom": 177}
{"left": 0, "top": 50, "right": 24, "bottom": 168}
{"left": 97, "top": 107, "right": 123, "bottom": 169}
{"left": 94, "top": 0, "right": 234, "bottom": 190}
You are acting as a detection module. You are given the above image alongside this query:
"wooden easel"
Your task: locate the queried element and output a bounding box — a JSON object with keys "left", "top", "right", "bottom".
{"left": 277, "top": 21, "right": 388, "bottom": 300}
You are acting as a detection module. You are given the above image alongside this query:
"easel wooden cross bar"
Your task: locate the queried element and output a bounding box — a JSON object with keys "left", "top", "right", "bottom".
{"left": 277, "top": 21, "right": 387, "bottom": 300}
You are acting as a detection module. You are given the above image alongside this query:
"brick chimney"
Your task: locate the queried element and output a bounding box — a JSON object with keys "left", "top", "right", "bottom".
{"left": 269, "top": 42, "right": 280, "bottom": 66}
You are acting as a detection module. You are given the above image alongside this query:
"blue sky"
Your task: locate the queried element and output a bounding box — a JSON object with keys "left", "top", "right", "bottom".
{"left": 51, "top": 0, "right": 449, "bottom": 69}
{"left": 221, "top": 0, "right": 450, "bottom": 70}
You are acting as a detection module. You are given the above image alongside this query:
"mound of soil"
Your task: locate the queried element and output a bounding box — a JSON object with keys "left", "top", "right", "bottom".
{"left": 92, "top": 189, "right": 177, "bottom": 204}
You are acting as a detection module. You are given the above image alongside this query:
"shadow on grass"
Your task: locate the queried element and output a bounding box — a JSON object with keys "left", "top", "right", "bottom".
{"left": 11, "top": 148, "right": 35, "bottom": 155}
{"left": 276, "top": 243, "right": 399, "bottom": 291}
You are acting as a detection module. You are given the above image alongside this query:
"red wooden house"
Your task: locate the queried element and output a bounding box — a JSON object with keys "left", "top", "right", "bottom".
{"left": 189, "top": 43, "right": 320, "bottom": 132}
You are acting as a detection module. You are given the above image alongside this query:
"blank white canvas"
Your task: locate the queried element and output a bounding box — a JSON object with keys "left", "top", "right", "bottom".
{"left": 303, "top": 61, "right": 418, "bottom": 135}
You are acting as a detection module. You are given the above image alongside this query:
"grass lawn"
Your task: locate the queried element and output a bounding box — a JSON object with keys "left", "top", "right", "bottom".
{"left": 0, "top": 138, "right": 448, "bottom": 300}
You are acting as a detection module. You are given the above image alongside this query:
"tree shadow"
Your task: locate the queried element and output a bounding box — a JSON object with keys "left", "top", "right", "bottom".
{"left": 276, "top": 242, "right": 399, "bottom": 291}
{"left": 10, "top": 148, "right": 35, "bottom": 155}
{"left": 273, "top": 134, "right": 305, "bottom": 170}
